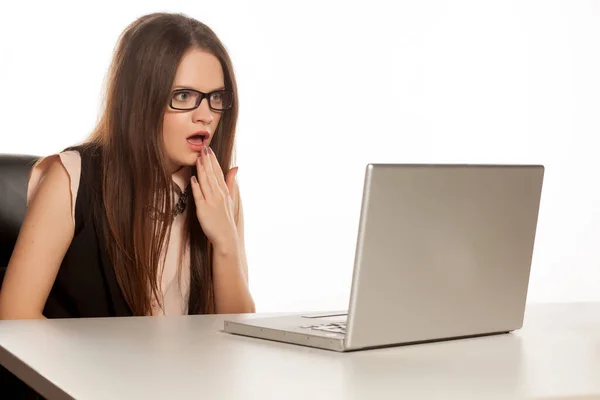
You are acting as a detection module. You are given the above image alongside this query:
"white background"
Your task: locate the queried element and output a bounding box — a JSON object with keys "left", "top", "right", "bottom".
{"left": 1, "top": 0, "right": 598, "bottom": 312}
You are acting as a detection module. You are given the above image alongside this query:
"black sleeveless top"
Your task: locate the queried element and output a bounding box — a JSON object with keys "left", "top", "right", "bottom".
{"left": 43, "top": 145, "right": 132, "bottom": 318}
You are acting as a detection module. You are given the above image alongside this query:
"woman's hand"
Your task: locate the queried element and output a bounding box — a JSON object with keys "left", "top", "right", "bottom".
{"left": 190, "top": 147, "right": 239, "bottom": 252}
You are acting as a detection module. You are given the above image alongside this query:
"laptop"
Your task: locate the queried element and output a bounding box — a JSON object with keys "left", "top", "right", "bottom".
{"left": 224, "top": 163, "right": 545, "bottom": 352}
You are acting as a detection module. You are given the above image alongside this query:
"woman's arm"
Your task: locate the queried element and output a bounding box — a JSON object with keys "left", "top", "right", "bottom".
{"left": 0, "top": 157, "right": 75, "bottom": 319}
{"left": 212, "top": 182, "right": 255, "bottom": 314}
{"left": 189, "top": 149, "right": 255, "bottom": 314}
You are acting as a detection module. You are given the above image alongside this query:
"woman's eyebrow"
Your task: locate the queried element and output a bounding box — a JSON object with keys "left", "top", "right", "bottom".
{"left": 173, "top": 85, "right": 226, "bottom": 91}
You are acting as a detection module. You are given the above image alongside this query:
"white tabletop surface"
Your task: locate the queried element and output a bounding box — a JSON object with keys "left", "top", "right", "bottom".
{"left": 0, "top": 302, "right": 599, "bottom": 400}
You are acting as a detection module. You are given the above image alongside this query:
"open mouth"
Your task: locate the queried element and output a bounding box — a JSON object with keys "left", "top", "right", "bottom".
{"left": 186, "top": 134, "right": 208, "bottom": 146}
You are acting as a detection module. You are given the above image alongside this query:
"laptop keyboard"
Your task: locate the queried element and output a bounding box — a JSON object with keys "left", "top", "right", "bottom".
{"left": 300, "top": 322, "right": 347, "bottom": 334}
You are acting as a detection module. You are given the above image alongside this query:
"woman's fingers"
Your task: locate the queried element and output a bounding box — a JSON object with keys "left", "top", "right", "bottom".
{"left": 207, "top": 148, "right": 230, "bottom": 195}
{"left": 190, "top": 174, "right": 204, "bottom": 202}
{"left": 201, "top": 148, "right": 222, "bottom": 196}
{"left": 195, "top": 154, "right": 212, "bottom": 199}
{"left": 192, "top": 147, "right": 232, "bottom": 206}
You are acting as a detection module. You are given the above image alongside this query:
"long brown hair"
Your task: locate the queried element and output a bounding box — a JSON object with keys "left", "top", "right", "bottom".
{"left": 82, "top": 12, "right": 239, "bottom": 315}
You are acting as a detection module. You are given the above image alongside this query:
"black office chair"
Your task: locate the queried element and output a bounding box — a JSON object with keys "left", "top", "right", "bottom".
{"left": 0, "top": 154, "right": 39, "bottom": 282}
{"left": 0, "top": 154, "right": 44, "bottom": 399}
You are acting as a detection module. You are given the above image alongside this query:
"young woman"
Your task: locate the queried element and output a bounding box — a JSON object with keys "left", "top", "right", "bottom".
{"left": 0, "top": 12, "right": 255, "bottom": 318}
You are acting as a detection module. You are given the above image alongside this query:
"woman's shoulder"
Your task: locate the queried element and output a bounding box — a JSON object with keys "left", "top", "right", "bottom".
{"left": 27, "top": 150, "right": 82, "bottom": 226}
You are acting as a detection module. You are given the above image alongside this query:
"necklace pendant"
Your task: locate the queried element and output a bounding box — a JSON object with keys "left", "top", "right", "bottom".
{"left": 173, "top": 184, "right": 190, "bottom": 219}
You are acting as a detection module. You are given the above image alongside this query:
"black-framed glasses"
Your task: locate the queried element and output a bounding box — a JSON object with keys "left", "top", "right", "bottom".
{"left": 169, "top": 88, "right": 234, "bottom": 111}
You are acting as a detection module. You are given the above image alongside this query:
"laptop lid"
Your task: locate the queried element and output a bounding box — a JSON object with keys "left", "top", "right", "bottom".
{"left": 344, "top": 164, "right": 544, "bottom": 350}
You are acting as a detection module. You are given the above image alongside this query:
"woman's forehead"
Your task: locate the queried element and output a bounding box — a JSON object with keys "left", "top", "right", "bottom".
{"left": 173, "top": 49, "right": 224, "bottom": 91}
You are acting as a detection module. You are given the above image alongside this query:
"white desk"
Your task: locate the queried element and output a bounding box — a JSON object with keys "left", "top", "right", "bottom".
{"left": 0, "top": 303, "right": 599, "bottom": 400}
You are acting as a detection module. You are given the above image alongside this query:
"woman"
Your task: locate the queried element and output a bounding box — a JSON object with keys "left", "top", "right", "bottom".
{"left": 0, "top": 12, "right": 255, "bottom": 318}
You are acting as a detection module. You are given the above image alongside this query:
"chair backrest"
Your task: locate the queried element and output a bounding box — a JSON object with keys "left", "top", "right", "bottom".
{"left": 0, "top": 154, "right": 39, "bottom": 276}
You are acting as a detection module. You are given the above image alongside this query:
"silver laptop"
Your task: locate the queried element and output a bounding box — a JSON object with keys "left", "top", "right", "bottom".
{"left": 224, "top": 163, "right": 545, "bottom": 352}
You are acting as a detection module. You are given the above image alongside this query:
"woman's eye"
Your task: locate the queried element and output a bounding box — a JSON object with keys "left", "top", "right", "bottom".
{"left": 175, "top": 91, "right": 190, "bottom": 101}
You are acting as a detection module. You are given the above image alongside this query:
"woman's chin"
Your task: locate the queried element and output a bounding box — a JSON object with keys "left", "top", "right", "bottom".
{"left": 183, "top": 153, "right": 201, "bottom": 167}
{"left": 166, "top": 149, "right": 204, "bottom": 171}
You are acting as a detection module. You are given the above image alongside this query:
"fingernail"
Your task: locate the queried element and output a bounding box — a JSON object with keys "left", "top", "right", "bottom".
{"left": 209, "top": 147, "right": 213, "bottom": 155}
{"left": 191, "top": 176, "right": 197, "bottom": 184}
{"left": 204, "top": 147, "right": 209, "bottom": 155}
